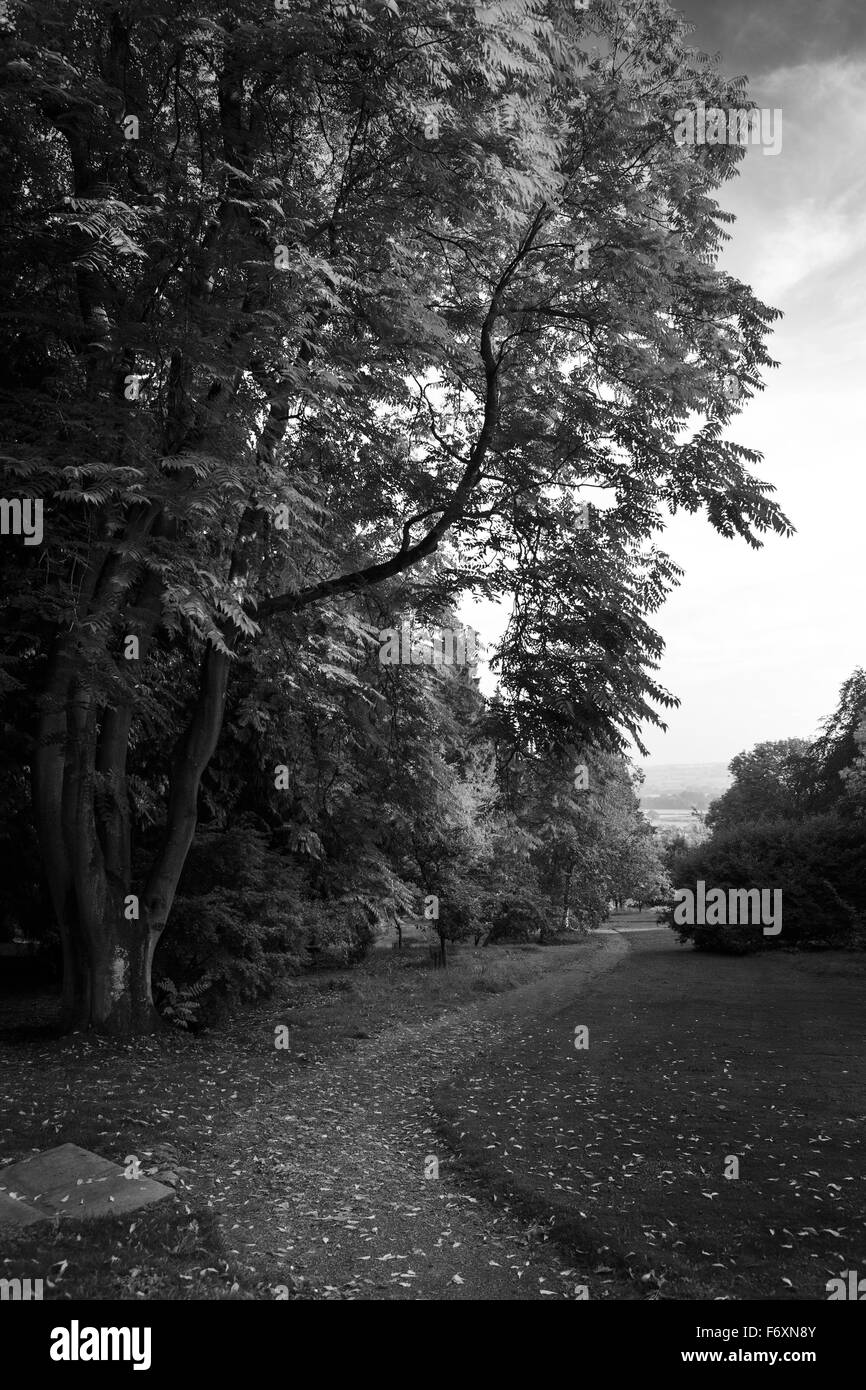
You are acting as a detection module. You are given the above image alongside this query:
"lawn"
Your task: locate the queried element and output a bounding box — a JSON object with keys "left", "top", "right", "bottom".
{"left": 434, "top": 933, "right": 866, "bottom": 1300}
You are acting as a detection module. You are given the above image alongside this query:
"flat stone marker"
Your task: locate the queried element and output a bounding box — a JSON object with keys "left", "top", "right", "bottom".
{"left": 0, "top": 1189, "right": 45, "bottom": 1227}
{"left": 0, "top": 1143, "right": 175, "bottom": 1224}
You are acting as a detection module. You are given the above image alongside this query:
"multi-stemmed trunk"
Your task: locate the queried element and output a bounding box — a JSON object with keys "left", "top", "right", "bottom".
{"left": 32, "top": 641, "right": 229, "bottom": 1034}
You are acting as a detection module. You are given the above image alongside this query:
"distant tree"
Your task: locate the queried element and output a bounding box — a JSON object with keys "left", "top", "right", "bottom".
{"left": 839, "top": 719, "right": 866, "bottom": 815}
{"left": 706, "top": 740, "right": 810, "bottom": 831}
{"left": 510, "top": 749, "right": 666, "bottom": 933}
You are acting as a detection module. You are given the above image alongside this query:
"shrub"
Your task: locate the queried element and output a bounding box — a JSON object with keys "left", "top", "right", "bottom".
{"left": 154, "top": 827, "right": 310, "bottom": 1023}
{"left": 306, "top": 897, "right": 375, "bottom": 968}
{"left": 665, "top": 812, "right": 866, "bottom": 953}
{"left": 485, "top": 895, "right": 546, "bottom": 943}
{"left": 153, "top": 976, "right": 211, "bottom": 1030}
{"left": 154, "top": 827, "right": 379, "bottom": 1022}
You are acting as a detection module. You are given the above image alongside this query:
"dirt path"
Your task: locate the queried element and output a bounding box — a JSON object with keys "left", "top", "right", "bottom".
{"left": 196, "top": 933, "right": 628, "bottom": 1300}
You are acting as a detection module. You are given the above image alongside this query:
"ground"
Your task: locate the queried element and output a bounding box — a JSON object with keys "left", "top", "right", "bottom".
{"left": 1, "top": 921, "right": 864, "bottom": 1301}
{"left": 437, "top": 927, "right": 866, "bottom": 1300}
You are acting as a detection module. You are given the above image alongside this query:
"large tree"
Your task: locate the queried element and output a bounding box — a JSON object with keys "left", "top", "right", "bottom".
{"left": 0, "top": 0, "right": 791, "bottom": 1031}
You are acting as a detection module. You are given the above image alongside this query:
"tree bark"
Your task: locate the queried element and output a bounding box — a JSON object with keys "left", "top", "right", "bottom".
{"left": 32, "top": 630, "right": 230, "bottom": 1034}
{"left": 560, "top": 861, "right": 575, "bottom": 934}
{"left": 438, "top": 926, "right": 447, "bottom": 968}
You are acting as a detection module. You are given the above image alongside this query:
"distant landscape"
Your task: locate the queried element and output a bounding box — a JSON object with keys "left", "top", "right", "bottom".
{"left": 637, "top": 762, "right": 733, "bottom": 840}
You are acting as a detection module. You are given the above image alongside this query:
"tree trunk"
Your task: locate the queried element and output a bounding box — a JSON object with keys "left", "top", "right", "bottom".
{"left": 560, "top": 862, "right": 575, "bottom": 934}
{"left": 62, "top": 918, "right": 161, "bottom": 1035}
{"left": 33, "top": 638, "right": 230, "bottom": 1035}
{"left": 33, "top": 780, "right": 163, "bottom": 1032}
{"left": 32, "top": 669, "right": 162, "bottom": 1033}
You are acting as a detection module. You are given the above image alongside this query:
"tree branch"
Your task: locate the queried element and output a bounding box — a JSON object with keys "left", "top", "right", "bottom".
{"left": 258, "top": 208, "right": 551, "bottom": 619}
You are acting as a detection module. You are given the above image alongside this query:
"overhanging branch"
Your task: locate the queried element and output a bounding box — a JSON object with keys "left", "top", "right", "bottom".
{"left": 257, "top": 207, "right": 550, "bottom": 620}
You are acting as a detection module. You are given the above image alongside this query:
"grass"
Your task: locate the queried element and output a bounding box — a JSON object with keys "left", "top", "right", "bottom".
{"left": 433, "top": 934, "right": 866, "bottom": 1300}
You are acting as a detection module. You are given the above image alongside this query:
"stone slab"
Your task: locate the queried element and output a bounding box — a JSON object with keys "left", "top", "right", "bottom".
{"left": 0, "top": 1144, "right": 175, "bottom": 1223}
{"left": 1, "top": 1143, "right": 116, "bottom": 1201}
{"left": 0, "top": 1189, "right": 46, "bottom": 1227}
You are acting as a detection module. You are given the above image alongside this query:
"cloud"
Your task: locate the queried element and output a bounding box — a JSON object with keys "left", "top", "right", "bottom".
{"left": 719, "top": 59, "right": 866, "bottom": 300}
{"left": 681, "top": 0, "right": 866, "bottom": 73}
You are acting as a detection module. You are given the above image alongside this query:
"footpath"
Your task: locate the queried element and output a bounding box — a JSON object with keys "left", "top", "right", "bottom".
{"left": 198, "top": 931, "right": 629, "bottom": 1300}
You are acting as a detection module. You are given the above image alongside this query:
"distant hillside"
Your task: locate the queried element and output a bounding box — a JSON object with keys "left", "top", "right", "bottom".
{"left": 637, "top": 762, "right": 732, "bottom": 812}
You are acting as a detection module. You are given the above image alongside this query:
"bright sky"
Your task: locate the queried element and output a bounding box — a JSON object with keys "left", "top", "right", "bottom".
{"left": 466, "top": 0, "right": 866, "bottom": 769}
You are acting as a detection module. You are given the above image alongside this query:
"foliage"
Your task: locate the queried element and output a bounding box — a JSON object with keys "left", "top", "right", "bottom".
{"left": 705, "top": 739, "right": 810, "bottom": 831}
{"left": 152, "top": 975, "right": 211, "bottom": 1030}
{"left": 154, "top": 826, "right": 312, "bottom": 1022}
{"left": 665, "top": 812, "right": 866, "bottom": 953}
{"left": 486, "top": 895, "right": 547, "bottom": 944}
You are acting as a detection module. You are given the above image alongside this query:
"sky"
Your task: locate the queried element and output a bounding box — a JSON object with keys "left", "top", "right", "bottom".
{"left": 465, "top": 0, "right": 866, "bottom": 771}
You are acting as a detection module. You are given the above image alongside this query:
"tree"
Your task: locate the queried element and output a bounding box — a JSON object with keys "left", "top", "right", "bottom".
{"left": 503, "top": 745, "right": 666, "bottom": 934}
{"left": 376, "top": 606, "right": 490, "bottom": 966}
{"left": 0, "top": 0, "right": 791, "bottom": 1031}
{"left": 798, "top": 669, "right": 866, "bottom": 813}
{"left": 605, "top": 817, "right": 671, "bottom": 910}
{"left": 839, "top": 719, "right": 866, "bottom": 814}
{"left": 706, "top": 739, "right": 809, "bottom": 831}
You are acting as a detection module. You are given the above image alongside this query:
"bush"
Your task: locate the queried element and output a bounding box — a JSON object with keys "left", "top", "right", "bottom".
{"left": 154, "top": 827, "right": 379, "bottom": 1024}
{"left": 154, "top": 827, "right": 310, "bottom": 1024}
{"left": 485, "top": 895, "right": 546, "bottom": 943}
{"left": 665, "top": 812, "right": 866, "bottom": 953}
{"left": 306, "top": 897, "right": 375, "bottom": 969}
